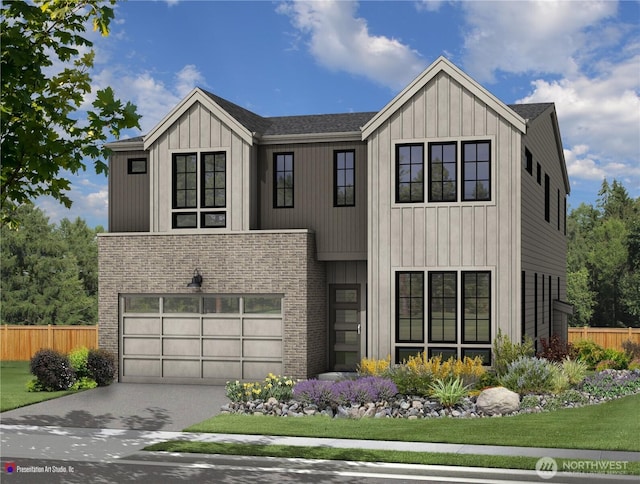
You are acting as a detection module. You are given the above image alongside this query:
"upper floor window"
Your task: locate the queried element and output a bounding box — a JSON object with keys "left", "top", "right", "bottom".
{"left": 128, "top": 158, "right": 147, "bottom": 174}
{"left": 525, "top": 148, "right": 533, "bottom": 175}
{"left": 462, "top": 141, "right": 491, "bottom": 201}
{"left": 544, "top": 173, "right": 550, "bottom": 222}
{"left": 274, "top": 153, "right": 294, "bottom": 208}
{"left": 172, "top": 152, "right": 226, "bottom": 229}
{"left": 429, "top": 142, "right": 457, "bottom": 202}
{"left": 536, "top": 163, "right": 542, "bottom": 184}
{"left": 396, "top": 144, "right": 424, "bottom": 203}
{"left": 334, "top": 150, "right": 355, "bottom": 207}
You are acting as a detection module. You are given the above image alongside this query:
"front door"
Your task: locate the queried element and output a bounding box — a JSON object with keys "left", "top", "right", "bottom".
{"left": 329, "top": 285, "right": 361, "bottom": 371}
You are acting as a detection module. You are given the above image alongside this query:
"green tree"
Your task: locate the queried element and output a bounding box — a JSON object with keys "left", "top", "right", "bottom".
{"left": 0, "top": 204, "right": 96, "bottom": 325}
{"left": 0, "top": 0, "right": 140, "bottom": 227}
{"left": 57, "top": 217, "right": 102, "bottom": 298}
{"left": 566, "top": 268, "right": 596, "bottom": 326}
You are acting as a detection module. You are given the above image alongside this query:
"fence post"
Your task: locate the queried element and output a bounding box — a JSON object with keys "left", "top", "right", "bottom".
{"left": 582, "top": 326, "right": 588, "bottom": 340}
{"left": 48, "top": 324, "right": 53, "bottom": 349}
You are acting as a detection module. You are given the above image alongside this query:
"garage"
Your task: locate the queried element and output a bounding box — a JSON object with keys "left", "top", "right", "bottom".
{"left": 119, "top": 294, "right": 283, "bottom": 384}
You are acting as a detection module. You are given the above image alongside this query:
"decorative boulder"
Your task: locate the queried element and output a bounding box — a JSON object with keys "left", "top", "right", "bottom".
{"left": 476, "top": 387, "right": 520, "bottom": 415}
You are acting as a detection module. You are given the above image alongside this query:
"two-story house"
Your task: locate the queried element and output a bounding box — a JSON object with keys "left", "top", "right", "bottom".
{"left": 99, "top": 57, "right": 571, "bottom": 384}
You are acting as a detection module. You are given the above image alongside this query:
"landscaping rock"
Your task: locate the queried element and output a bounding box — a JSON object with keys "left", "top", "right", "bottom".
{"left": 476, "top": 387, "right": 520, "bottom": 415}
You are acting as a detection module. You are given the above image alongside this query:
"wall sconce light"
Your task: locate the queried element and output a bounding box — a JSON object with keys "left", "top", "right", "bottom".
{"left": 187, "top": 268, "right": 203, "bottom": 289}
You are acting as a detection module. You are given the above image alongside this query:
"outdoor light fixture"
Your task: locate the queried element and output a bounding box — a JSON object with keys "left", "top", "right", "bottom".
{"left": 187, "top": 268, "right": 203, "bottom": 289}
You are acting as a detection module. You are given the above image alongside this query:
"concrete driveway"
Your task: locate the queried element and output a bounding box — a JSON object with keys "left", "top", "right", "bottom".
{"left": 0, "top": 383, "right": 228, "bottom": 431}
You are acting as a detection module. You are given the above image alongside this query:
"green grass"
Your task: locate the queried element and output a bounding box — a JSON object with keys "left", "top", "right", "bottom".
{"left": 185, "top": 393, "right": 640, "bottom": 452}
{"left": 143, "top": 442, "right": 640, "bottom": 475}
{"left": 0, "top": 361, "right": 74, "bottom": 412}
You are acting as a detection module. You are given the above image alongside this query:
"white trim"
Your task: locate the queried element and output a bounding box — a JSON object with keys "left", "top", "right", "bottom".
{"left": 106, "top": 140, "right": 145, "bottom": 151}
{"left": 98, "top": 228, "right": 314, "bottom": 237}
{"left": 362, "top": 57, "right": 526, "bottom": 139}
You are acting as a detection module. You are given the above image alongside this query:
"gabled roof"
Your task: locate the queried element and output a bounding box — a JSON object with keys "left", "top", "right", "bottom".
{"left": 362, "top": 56, "right": 527, "bottom": 139}
{"left": 508, "top": 103, "right": 554, "bottom": 122}
{"left": 265, "top": 112, "right": 376, "bottom": 136}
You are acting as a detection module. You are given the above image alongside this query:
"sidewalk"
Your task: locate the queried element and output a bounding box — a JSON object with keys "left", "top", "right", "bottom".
{"left": 2, "top": 424, "right": 639, "bottom": 464}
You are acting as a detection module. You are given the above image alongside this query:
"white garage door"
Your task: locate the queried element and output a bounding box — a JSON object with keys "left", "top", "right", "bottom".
{"left": 120, "top": 294, "right": 283, "bottom": 384}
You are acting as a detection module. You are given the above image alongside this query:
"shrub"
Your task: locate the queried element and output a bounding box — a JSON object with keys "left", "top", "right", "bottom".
{"left": 87, "top": 349, "right": 116, "bottom": 386}
{"left": 70, "top": 377, "right": 98, "bottom": 390}
{"left": 68, "top": 346, "right": 90, "bottom": 379}
{"left": 595, "top": 359, "right": 617, "bottom": 371}
{"left": 25, "top": 378, "right": 46, "bottom": 393}
{"left": 629, "top": 359, "right": 640, "bottom": 371}
{"left": 492, "top": 329, "right": 534, "bottom": 376}
{"left": 573, "top": 340, "right": 606, "bottom": 369}
{"left": 385, "top": 365, "right": 432, "bottom": 396}
{"left": 601, "top": 348, "right": 630, "bottom": 370}
{"left": 475, "top": 370, "right": 499, "bottom": 390}
{"left": 30, "top": 348, "right": 76, "bottom": 391}
{"left": 357, "top": 355, "right": 391, "bottom": 377}
{"left": 560, "top": 357, "right": 588, "bottom": 386}
{"left": 261, "top": 373, "right": 296, "bottom": 401}
{"left": 292, "top": 379, "right": 335, "bottom": 408}
{"left": 429, "top": 378, "right": 468, "bottom": 408}
{"left": 225, "top": 374, "right": 296, "bottom": 403}
{"left": 622, "top": 339, "right": 640, "bottom": 360}
{"left": 225, "top": 380, "right": 245, "bottom": 402}
{"left": 498, "top": 356, "right": 555, "bottom": 394}
{"left": 537, "top": 335, "right": 576, "bottom": 362}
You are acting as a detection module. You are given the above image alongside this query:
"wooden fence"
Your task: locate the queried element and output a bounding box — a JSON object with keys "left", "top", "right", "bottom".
{"left": 0, "top": 325, "right": 98, "bottom": 361}
{"left": 568, "top": 326, "right": 640, "bottom": 351}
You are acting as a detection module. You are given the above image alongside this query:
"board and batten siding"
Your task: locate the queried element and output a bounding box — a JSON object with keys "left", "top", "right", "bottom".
{"left": 108, "top": 149, "right": 150, "bottom": 232}
{"left": 367, "top": 72, "right": 522, "bottom": 359}
{"left": 146, "top": 101, "right": 255, "bottom": 232}
{"left": 259, "top": 141, "right": 367, "bottom": 260}
{"left": 520, "top": 106, "right": 568, "bottom": 346}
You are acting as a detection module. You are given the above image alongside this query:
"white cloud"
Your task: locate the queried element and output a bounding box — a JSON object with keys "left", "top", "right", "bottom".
{"left": 37, "top": 183, "right": 108, "bottom": 228}
{"left": 460, "top": 1, "right": 618, "bottom": 82}
{"left": 415, "top": 0, "right": 447, "bottom": 12}
{"left": 278, "top": 0, "right": 425, "bottom": 90}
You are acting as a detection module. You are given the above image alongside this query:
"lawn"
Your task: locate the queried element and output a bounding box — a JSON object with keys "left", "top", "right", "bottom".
{"left": 185, "top": 393, "right": 640, "bottom": 452}
{"left": 0, "top": 361, "right": 74, "bottom": 412}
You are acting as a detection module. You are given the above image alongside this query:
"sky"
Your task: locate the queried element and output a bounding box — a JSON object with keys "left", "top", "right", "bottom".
{"left": 37, "top": 0, "right": 640, "bottom": 228}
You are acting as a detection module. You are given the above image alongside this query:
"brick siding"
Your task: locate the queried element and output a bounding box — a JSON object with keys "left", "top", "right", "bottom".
{"left": 98, "top": 230, "right": 326, "bottom": 379}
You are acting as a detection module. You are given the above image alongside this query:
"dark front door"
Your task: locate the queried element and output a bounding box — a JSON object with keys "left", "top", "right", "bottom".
{"left": 329, "top": 285, "right": 361, "bottom": 371}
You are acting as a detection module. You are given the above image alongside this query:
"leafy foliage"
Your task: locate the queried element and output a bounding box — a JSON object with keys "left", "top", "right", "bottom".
{"left": 580, "top": 370, "right": 640, "bottom": 398}
{"left": 572, "top": 339, "right": 607, "bottom": 369}
{"left": 68, "top": 346, "right": 90, "bottom": 378}
{"left": 0, "top": 205, "right": 100, "bottom": 324}
{"left": 291, "top": 377, "right": 397, "bottom": 409}
{"left": 0, "top": 0, "right": 140, "bottom": 226}
{"left": 566, "top": 179, "right": 640, "bottom": 327}
{"left": 225, "top": 374, "right": 296, "bottom": 403}
{"left": 70, "top": 377, "right": 98, "bottom": 390}
{"left": 560, "top": 357, "right": 588, "bottom": 386}
{"left": 357, "top": 355, "right": 391, "bottom": 376}
{"left": 291, "top": 379, "right": 335, "bottom": 407}
{"left": 86, "top": 348, "right": 116, "bottom": 386}
{"left": 537, "top": 335, "right": 577, "bottom": 362}
{"left": 30, "top": 348, "right": 76, "bottom": 391}
{"left": 492, "top": 329, "right": 535, "bottom": 377}
{"left": 622, "top": 340, "right": 640, "bottom": 360}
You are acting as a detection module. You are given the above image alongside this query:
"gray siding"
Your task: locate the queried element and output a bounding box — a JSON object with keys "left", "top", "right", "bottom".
{"left": 520, "top": 107, "right": 568, "bottom": 346}
{"left": 259, "top": 142, "right": 367, "bottom": 260}
{"left": 108, "top": 150, "right": 149, "bottom": 232}
{"left": 367, "top": 71, "right": 522, "bottom": 359}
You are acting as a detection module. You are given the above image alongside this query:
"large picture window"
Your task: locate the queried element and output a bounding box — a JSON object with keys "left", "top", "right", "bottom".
{"left": 462, "top": 141, "right": 491, "bottom": 201}
{"left": 462, "top": 272, "right": 491, "bottom": 343}
{"left": 429, "top": 142, "right": 457, "bottom": 202}
{"left": 274, "top": 153, "right": 294, "bottom": 208}
{"left": 429, "top": 272, "right": 457, "bottom": 343}
{"left": 396, "top": 272, "right": 424, "bottom": 342}
{"left": 396, "top": 144, "right": 424, "bottom": 203}
{"left": 172, "top": 152, "right": 227, "bottom": 229}
{"left": 334, "top": 150, "right": 355, "bottom": 206}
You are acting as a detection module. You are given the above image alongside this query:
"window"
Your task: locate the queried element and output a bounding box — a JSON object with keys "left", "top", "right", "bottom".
{"left": 429, "top": 272, "right": 456, "bottom": 343}
{"left": 396, "top": 272, "right": 424, "bottom": 342}
{"left": 429, "top": 142, "right": 456, "bottom": 202}
{"left": 564, "top": 196, "right": 567, "bottom": 235}
{"left": 534, "top": 273, "right": 538, "bottom": 341}
{"left": 462, "top": 348, "right": 491, "bottom": 365}
{"left": 462, "top": 141, "right": 491, "bottom": 201}
{"left": 395, "top": 347, "right": 422, "bottom": 364}
{"left": 462, "top": 272, "right": 491, "bottom": 343}
{"left": 172, "top": 152, "right": 227, "bottom": 229}
{"left": 128, "top": 158, "right": 147, "bottom": 174}
{"left": 536, "top": 163, "right": 542, "bottom": 185}
{"left": 396, "top": 144, "right": 424, "bottom": 203}
{"left": 428, "top": 347, "right": 458, "bottom": 360}
{"left": 521, "top": 271, "right": 526, "bottom": 343}
{"left": 544, "top": 174, "right": 550, "bottom": 222}
{"left": 274, "top": 153, "right": 294, "bottom": 208}
{"left": 525, "top": 148, "right": 533, "bottom": 175}
{"left": 334, "top": 150, "right": 355, "bottom": 206}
